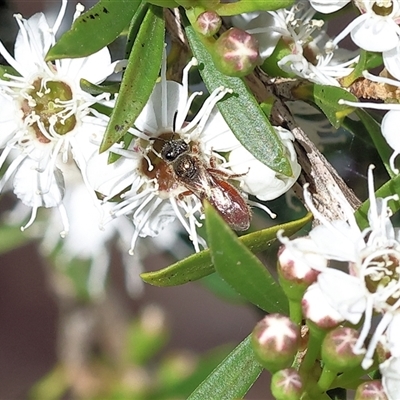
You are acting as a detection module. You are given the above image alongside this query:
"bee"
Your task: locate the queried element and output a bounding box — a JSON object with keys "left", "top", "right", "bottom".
{"left": 160, "top": 139, "right": 251, "bottom": 231}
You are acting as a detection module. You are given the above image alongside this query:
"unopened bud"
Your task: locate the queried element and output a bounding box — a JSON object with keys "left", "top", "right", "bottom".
{"left": 321, "top": 327, "right": 364, "bottom": 372}
{"left": 271, "top": 368, "right": 304, "bottom": 400}
{"left": 355, "top": 380, "right": 388, "bottom": 400}
{"left": 195, "top": 11, "right": 221, "bottom": 36}
{"left": 302, "top": 283, "right": 344, "bottom": 329}
{"left": 278, "top": 238, "right": 322, "bottom": 302}
{"left": 251, "top": 314, "right": 300, "bottom": 372}
{"left": 212, "top": 28, "right": 260, "bottom": 77}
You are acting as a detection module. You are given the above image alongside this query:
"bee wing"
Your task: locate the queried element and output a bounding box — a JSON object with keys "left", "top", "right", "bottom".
{"left": 207, "top": 177, "right": 251, "bottom": 231}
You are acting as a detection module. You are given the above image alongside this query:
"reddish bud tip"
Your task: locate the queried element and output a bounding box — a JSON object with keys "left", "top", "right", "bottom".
{"left": 195, "top": 11, "right": 221, "bottom": 36}
{"left": 321, "top": 327, "right": 364, "bottom": 372}
{"left": 251, "top": 314, "right": 300, "bottom": 372}
{"left": 213, "top": 28, "right": 260, "bottom": 77}
{"left": 271, "top": 368, "right": 304, "bottom": 400}
{"left": 355, "top": 380, "right": 388, "bottom": 400}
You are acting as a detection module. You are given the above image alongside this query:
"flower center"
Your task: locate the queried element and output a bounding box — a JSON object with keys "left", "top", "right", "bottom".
{"left": 372, "top": 0, "right": 393, "bottom": 16}
{"left": 364, "top": 249, "right": 400, "bottom": 307}
{"left": 21, "top": 78, "right": 77, "bottom": 143}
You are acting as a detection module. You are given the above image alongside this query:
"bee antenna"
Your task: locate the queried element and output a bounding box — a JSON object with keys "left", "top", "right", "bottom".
{"left": 173, "top": 111, "right": 178, "bottom": 132}
{"left": 152, "top": 136, "right": 167, "bottom": 143}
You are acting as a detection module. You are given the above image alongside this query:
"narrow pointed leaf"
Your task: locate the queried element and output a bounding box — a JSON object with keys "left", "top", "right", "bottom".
{"left": 100, "top": 5, "right": 164, "bottom": 152}
{"left": 141, "top": 213, "right": 311, "bottom": 287}
{"left": 0, "top": 65, "right": 20, "bottom": 80}
{"left": 46, "top": 0, "right": 142, "bottom": 60}
{"left": 355, "top": 174, "right": 400, "bottom": 230}
{"left": 205, "top": 202, "right": 288, "bottom": 314}
{"left": 295, "top": 83, "right": 358, "bottom": 128}
{"left": 80, "top": 78, "right": 120, "bottom": 95}
{"left": 185, "top": 25, "right": 293, "bottom": 177}
{"left": 188, "top": 335, "right": 262, "bottom": 400}
{"left": 355, "top": 109, "right": 394, "bottom": 177}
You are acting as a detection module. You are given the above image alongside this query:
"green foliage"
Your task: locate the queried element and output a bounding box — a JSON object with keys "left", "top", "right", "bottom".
{"left": 187, "top": 335, "right": 262, "bottom": 400}
{"left": 46, "top": 0, "right": 142, "bottom": 60}
{"left": 205, "top": 201, "right": 289, "bottom": 314}
{"left": 295, "top": 83, "right": 359, "bottom": 128}
{"left": 140, "top": 213, "right": 312, "bottom": 287}
{"left": 100, "top": 5, "right": 165, "bottom": 152}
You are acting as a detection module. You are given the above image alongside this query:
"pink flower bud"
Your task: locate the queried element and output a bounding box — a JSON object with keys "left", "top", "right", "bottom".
{"left": 251, "top": 314, "right": 300, "bottom": 372}
{"left": 355, "top": 380, "right": 388, "bottom": 400}
{"left": 271, "top": 368, "right": 304, "bottom": 400}
{"left": 213, "top": 28, "right": 260, "bottom": 77}
{"left": 321, "top": 327, "right": 365, "bottom": 372}
{"left": 195, "top": 11, "right": 221, "bottom": 37}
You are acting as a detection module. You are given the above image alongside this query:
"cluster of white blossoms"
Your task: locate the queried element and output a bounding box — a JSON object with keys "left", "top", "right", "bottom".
{"left": 232, "top": 0, "right": 358, "bottom": 86}
{"left": 0, "top": 0, "right": 301, "bottom": 290}
{"left": 279, "top": 166, "right": 400, "bottom": 398}
{"left": 319, "top": 0, "right": 400, "bottom": 175}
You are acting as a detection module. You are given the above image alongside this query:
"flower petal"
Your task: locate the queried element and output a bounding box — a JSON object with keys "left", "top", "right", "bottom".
{"left": 135, "top": 81, "right": 187, "bottom": 135}
{"left": 200, "top": 108, "right": 241, "bottom": 153}
{"left": 351, "top": 18, "right": 399, "bottom": 52}
{"left": 0, "top": 96, "right": 20, "bottom": 148}
{"left": 381, "top": 356, "right": 400, "bottom": 400}
{"left": 14, "top": 13, "right": 52, "bottom": 76}
{"left": 59, "top": 47, "right": 112, "bottom": 84}
{"left": 317, "top": 268, "right": 367, "bottom": 324}
{"left": 13, "top": 158, "right": 64, "bottom": 208}
{"left": 229, "top": 127, "right": 300, "bottom": 200}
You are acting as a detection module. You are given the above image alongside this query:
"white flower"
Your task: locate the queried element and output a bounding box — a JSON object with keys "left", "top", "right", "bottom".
{"left": 380, "top": 356, "right": 400, "bottom": 400}
{"left": 232, "top": 1, "right": 357, "bottom": 85}
{"left": 89, "top": 57, "right": 301, "bottom": 253}
{"left": 309, "top": 0, "right": 350, "bottom": 14}
{"left": 293, "top": 166, "right": 400, "bottom": 370}
{"left": 0, "top": 0, "right": 118, "bottom": 234}
{"left": 331, "top": 0, "right": 400, "bottom": 52}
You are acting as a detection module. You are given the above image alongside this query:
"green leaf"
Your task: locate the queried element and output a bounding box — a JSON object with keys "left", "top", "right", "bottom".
{"left": 185, "top": 25, "right": 293, "bottom": 177}
{"left": 124, "top": 1, "right": 150, "bottom": 57}
{"left": 205, "top": 201, "right": 288, "bottom": 314}
{"left": 46, "top": 0, "right": 142, "bottom": 60}
{"left": 295, "top": 83, "right": 358, "bottom": 128}
{"left": 355, "top": 173, "right": 400, "bottom": 230}
{"left": 201, "top": 273, "right": 247, "bottom": 304}
{"left": 100, "top": 5, "right": 165, "bottom": 152}
{"left": 80, "top": 78, "right": 120, "bottom": 95}
{"left": 355, "top": 109, "right": 394, "bottom": 178}
{"left": 0, "top": 225, "right": 30, "bottom": 254}
{"left": 213, "top": 0, "right": 294, "bottom": 15}
{"left": 140, "top": 213, "right": 312, "bottom": 287}
{"left": 187, "top": 336, "right": 262, "bottom": 400}
{"left": 341, "top": 50, "right": 383, "bottom": 87}
{"left": 0, "top": 65, "right": 20, "bottom": 80}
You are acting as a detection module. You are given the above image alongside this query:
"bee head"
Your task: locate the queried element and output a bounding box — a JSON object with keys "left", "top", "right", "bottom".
{"left": 161, "top": 139, "right": 189, "bottom": 162}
